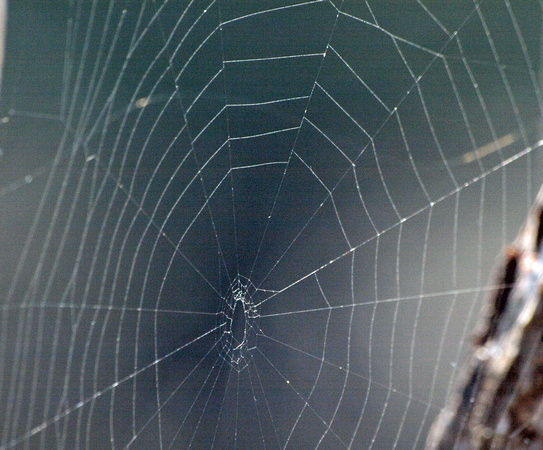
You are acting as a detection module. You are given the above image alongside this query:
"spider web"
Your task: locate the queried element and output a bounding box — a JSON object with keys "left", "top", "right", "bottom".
{"left": 1, "top": 0, "right": 542, "bottom": 448}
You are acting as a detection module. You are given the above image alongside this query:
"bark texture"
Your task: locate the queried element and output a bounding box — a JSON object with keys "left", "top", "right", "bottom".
{"left": 427, "top": 189, "right": 543, "bottom": 449}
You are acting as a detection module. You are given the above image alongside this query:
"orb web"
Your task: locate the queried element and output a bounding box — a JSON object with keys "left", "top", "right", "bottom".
{"left": 0, "top": 0, "right": 542, "bottom": 448}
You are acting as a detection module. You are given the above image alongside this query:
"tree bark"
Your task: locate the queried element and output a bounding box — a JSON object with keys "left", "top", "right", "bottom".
{"left": 427, "top": 188, "right": 543, "bottom": 449}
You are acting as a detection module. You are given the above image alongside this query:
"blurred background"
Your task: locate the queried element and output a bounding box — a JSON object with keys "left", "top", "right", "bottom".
{"left": 1, "top": 1, "right": 542, "bottom": 448}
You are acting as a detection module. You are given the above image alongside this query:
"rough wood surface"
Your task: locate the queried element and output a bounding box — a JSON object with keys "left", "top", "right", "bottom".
{"left": 427, "top": 189, "right": 543, "bottom": 449}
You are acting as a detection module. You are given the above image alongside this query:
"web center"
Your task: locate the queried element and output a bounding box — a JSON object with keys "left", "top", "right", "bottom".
{"left": 217, "top": 275, "right": 260, "bottom": 372}
{"left": 231, "top": 297, "right": 246, "bottom": 349}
